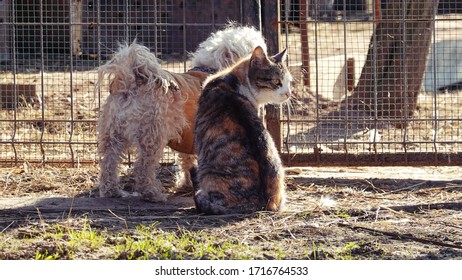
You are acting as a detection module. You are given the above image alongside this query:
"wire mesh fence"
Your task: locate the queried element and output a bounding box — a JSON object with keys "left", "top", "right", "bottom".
{"left": 0, "top": 0, "right": 461, "bottom": 167}
{"left": 280, "top": 0, "right": 462, "bottom": 165}
{"left": 0, "top": 0, "right": 246, "bottom": 166}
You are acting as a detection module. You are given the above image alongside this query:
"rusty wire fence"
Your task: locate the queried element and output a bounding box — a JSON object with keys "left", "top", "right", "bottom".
{"left": 0, "top": 0, "right": 462, "bottom": 167}
{"left": 0, "top": 0, "right": 249, "bottom": 166}
{"left": 280, "top": 0, "right": 462, "bottom": 166}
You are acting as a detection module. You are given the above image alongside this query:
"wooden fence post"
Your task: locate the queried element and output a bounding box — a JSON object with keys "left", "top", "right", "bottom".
{"left": 243, "top": 0, "right": 282, "bottom": 153}
{"left": 263, "top": 0, "right": 282, "bottom": 153}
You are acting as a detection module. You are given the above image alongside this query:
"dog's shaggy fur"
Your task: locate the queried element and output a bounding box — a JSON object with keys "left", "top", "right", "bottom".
{"left": 97, "top": 24, "right": 267, "bottom": 201}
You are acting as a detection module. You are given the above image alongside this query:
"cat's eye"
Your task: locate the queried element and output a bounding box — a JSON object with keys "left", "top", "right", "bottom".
{"left": 272, "top": 79, "right": 282, "bottom": 86}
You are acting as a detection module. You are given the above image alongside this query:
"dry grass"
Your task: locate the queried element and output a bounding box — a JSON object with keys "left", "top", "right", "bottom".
{"left": 0, "top": 163, "right": 98, "bottom": 197}
{"left": 1, "top": 165, "right": 461, "bottom": 259}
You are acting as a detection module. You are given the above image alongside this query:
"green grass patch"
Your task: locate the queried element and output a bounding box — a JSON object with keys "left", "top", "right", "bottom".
{"left": 1, "top": 219, "right": 257, "bottom": 260}
{"left": 113, "top": 224, "right": 253, "bottom": 260}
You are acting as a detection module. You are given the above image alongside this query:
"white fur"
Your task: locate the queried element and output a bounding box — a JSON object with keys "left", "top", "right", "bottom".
{"left": 252, "top": 72, "right": 293, "bottom": 106}
{"left": 97, "top": 25, "right": 267, "bottom": 202}
{"left": 191, "top": 24, "right": 267, "bottom": 70}
{"left": 97, "top": 43, "right": 185, "bottom": 201}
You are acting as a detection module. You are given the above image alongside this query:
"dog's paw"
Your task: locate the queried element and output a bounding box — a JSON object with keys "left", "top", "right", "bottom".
{"left": 99, "top": 187, "right": 129, "bottom": 198}
{"left": 141, "top": 190, "right": 168, "bottom": 202}
{"left": 173, "top": 178, "right": 193, "bottom": 194}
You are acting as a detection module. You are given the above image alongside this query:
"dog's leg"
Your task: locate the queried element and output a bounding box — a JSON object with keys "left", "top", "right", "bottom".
{"left": 175, "top": 152, "right": 197, "bottom": 191}
{"left": 98, "top": 132, "right": 129, "bottom": 198}
{"left": 132, "top": 129, "right": 168, "bottom": 202}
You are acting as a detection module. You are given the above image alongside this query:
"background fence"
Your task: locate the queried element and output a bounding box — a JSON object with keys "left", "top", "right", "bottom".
{"left": 280, "top": 0, "right": 462, "bottom": 165}
{"left": 0, "top": 0, "right": 461, "bottom": 167}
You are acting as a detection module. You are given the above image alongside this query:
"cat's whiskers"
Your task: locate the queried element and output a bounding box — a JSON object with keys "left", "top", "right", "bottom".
{"left": 284, "top": 96, "right": 294, "bottom": 116}
{"left": 287, "top": 92, "right": 298, "bottom": 110}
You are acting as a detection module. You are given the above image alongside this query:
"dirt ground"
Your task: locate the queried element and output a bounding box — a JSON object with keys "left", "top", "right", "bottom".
{"left": 0, "top": 164, "right": 461, "bottom": 260}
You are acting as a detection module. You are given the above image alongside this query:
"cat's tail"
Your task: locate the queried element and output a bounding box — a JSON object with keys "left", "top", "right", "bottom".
{"left": 190, "top": 22, "right": 268, "bottom": 71}
{"left": 190, "top": 166, "right": 225, "bottom": 215}
{"left": 98, "top": 41, "right": 177, "bottom": 96}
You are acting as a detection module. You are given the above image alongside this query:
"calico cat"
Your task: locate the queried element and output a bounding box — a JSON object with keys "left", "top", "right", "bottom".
{"left": 191, "top": 46, "right": 292, "bottom": 215}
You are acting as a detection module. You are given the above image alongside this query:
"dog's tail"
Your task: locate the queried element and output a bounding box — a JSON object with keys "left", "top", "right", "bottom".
{"left": 98, "top": 41, "right": 176, "bottom": 95}
{"left": 190, "top": 23, "right": 268, "bottom": 71}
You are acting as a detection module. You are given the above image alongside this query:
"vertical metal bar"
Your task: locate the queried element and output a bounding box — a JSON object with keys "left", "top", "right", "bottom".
{"left": 313, "top": 2, "right": 320, "bottom": 163}
{"left": 401, "top": 0, "right": 408, "bottom": 164}
{"left": 372, "top": 0, "right": 379, "bottom": 161}
{"left": 154, "top": 0, "right": 158, "bottom": 56}
{"left": 68, "top": 0, "right": 76, "bottom": 167}
{"left": 342, "top": 0, "right": 349, "bottom": 161}
{"left": 10, "top": 0, "right": 18, "bottom": 163}
{"left": 239, "top": 0, "right": 243, "bottom": 23}
{"left": 96, "top": 0, "right": 103, "bottom": 164}
{"left": 182, "top": 0, "right": 186, "bottom": 72}
{"left": 39, "top": 0, "right": 46, "bottom": 163}
{"left": 126, "top": 0, "right": 133, "bottom": 166}
{"left": 283, "top": 0, "right": 291, "bottom": 162}
{"left": 211, "top": 0, "right": 215, "bottom": 29}
{"left": 431, "top": 0, "right": 438, "bottom": 162}
{"left": 125, "top": 0, "right": 128, "bottom": 42}
{"left": 96, "top": 0, "right": 101, "bottom": 63}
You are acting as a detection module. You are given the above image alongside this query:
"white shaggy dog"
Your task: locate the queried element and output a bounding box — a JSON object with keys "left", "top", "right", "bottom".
{"left": 97, "top": 24, "right": 267, "bottom": 201}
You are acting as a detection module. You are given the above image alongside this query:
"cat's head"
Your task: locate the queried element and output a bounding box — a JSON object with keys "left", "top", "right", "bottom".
{"left": 247, "top": 46, "right": 292, "bottom": 106}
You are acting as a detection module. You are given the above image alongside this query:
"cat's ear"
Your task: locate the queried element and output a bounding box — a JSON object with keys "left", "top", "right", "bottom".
{"left": 272, "top": 48, "right": 287, "bottom": 63}
{"left": 250, "top": 46, "right": 268, "bottom": 67}
{"left": 252, "top": 46, "right": 266, "bottom": 57}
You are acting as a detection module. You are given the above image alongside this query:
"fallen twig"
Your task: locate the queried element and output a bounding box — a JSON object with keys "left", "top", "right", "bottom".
{"left": 364, "top": 179, "right": 386, "bottom": 193}
{"left": 378, "top": 206, "right": 412, "bottom": 218}
{"left": 370, "top": 202, "right": 462, "bottom": 214}
{"left": 1, "top": 221, "right": 15, "bottom": 234}
{"left": 108, "top": 209, "right": 128, "bottom": 230}
{"left": 385, "top": 181, "right": 426, "bottom": 194}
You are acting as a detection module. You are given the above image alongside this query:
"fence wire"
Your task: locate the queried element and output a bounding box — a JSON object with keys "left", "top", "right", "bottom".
{"left": 281, "top": 0, "right": 462, "bottom": 165}
{"left": 0, "top": 0, "right": 243, "bottom": 166}
{"left": 1, "top": 0, "right": 461, "bottom": 167}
